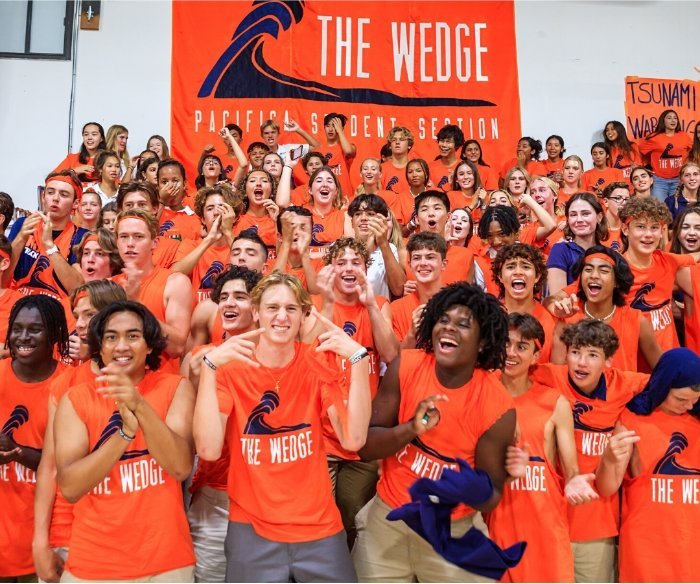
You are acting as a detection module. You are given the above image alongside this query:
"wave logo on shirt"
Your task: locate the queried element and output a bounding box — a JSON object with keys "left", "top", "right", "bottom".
{"left": 653, "top": 432, "right": 700, "bottom": 475}
{"left": 342, "top": 321, "right": 357, "bottom": 337}
{"left": 26, "top": 256, "right": 60, "bottom": 296}
{"left": 92, "top": 411, "right": 149, "bottom": 461}
{"left": 197, "top": 0, "right": 495, "bottom": 108}
{"left": 629, "top": 282, "right": 669, "bottom": 312}
{"left": 612, "top": 154, "right": 626, "bottom": 169}
{"left": 1, "top": 405, "right": 29, "bottom": 437}
{"left": 572, "top": 402, "right": 614, "bottom": 433}
{"left": 660, "top": 143, "right": 675, "bottom": 159}
{"left": 244, "top": 390, "right": 311, "bottom": 435}
{"left": 436, "top": 176, "right": 449, "bottom": 190}
{"left": 385, "top": 176, "right": 400, "bottom": 193}
{"left": 159, "top": 220, "right": 175, "bottom": 237}
{"left": 410, "top": 435, "right": 457, "bottom": 464}
{"left": 201, "top": 261, "right": 226, "bottom": 290}
{"left": 609, "top": 240, "right": 621, "bottom": 252}
{"left": 310, "top": 223, "right": 325, "bottom": 246}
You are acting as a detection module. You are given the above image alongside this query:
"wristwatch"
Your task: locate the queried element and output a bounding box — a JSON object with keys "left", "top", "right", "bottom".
{"left": 46, "top": 245, "right": 59, "bottom": 256}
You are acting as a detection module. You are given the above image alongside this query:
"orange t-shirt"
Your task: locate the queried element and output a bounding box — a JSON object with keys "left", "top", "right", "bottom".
{"left": 159, "top": 208, "right": 202, "bottom": 242}
{"left": 377, "top": 350, "right": 514, "bottom": 518}
{"left": 303, "top": 206, "right": 346, "bottom": 246}
{"left": 446, "top": 191, "right": 483, "bottom": 225}
{"left": 605, "top": 227, "right": 624, "bottom": 253}
{"left": 313, "top": 296, "right": 387, "bottom": 460}
{"left": 541, "top": 158, "right": 564, "bottom": 180}
{"left": 54, "top": 153, "right": 99, "bottom": 184}
{"left": 617, "top": 409, "right": 700, "bottom": 582}
{"left": 428, "top": 159, "right": 460, "bottom": 192}
{"left": 581, "top": 167, "right": 624, "bottom": 196}
{"left": 233, "top": 212, "right": 277, "bottom": 248}
{"left": 406, "top": 245, "right": 473, "bottom": 286}
{"left": 177, "top": 241, "right": 230, "bottom": 305}
{"left": 564, "top": 304, "right": 643, "bottom": 372}
{"left": 0, "top": 289, "right": 23, "bottom": 342}
{"left": 532, "top": 363, "right": 648, "bottom": 541}
{"left": 64, "top": 371, "right": 195, "bottom": 579}
{"left": 626, "top": 250, "right": 695, "bottom": 353}
{"left": 500, "top": 159, "right": 546, "bottom": 180}
{"left": 638, "top": 132, "right": 693, "bottom": 179}
{"left": 290, "top": 185, "right": 310, "bottom": 207}
{"left": 477, "top": 164, "right": 499, "bottom": 190}
{"left": 383, "top": 160, "right": 411, "bottom": 196}
{"left": 0, "top": 359, "right": 65, "bottom": 577}
{"left": 216, "top": 342, "right": 346, "bottom": 542}
{"left": 485, "top": 382, "right": 574, "bottom": 583}
{"left": 388, "top": 190, "right": 418, "bottom": 226}
{"left": 531, "top": 302, "right": 555, "bottom": 363}
{"left": 390, "top": 291, "right": 421, "bottom": 342}
{"left": 609, "top": 145, "right": 642, "bottom": 182}
{"left": 322, "top": 143, "right": 355, "bottom": 201}
{"left": 47, "top": 361, "right": 96, "bottom": 548}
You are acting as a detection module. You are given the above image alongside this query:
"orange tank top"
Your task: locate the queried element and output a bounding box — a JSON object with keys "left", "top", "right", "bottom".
{"left": 377, "top": 350, "right": 514, "bottom": 518}
{"left": 565, "top": 304, "right": 642, "bottom": 371}
{"left": 65, "top": 371, "right": 195, "bottom": 579}
{"left": 532, "top": 364, "right": 648, "bottom": 541}
{"left": 0, "top": 359, "right": 65, "bottom": 577}
{"left": 485, "top": 382, "right": 574, "bottom": 583}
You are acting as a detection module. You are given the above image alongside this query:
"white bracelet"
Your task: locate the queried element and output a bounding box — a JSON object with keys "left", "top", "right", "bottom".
{"left": 349, "top": 348, "right": 369, "bottom": 364}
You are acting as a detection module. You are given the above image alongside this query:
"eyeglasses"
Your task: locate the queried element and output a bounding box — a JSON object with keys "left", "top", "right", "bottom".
{"left": 608, "top": 196, "right": 629, "bottom": 204}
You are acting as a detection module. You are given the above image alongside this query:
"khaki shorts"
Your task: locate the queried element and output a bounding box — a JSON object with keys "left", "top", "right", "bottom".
{"left": 571, "top": 538, "right": 616, "bottom": 583}
{"left": 352, "top": 495, "right": 494, "bottom": 583}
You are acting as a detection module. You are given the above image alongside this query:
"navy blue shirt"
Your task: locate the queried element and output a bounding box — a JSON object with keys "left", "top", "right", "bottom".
{"left": 546, "top": 240, "right": 586, "bottom": 286}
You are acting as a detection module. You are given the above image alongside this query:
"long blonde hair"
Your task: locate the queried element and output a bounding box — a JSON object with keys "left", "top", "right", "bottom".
{"left": 106, "top": 124, "right": 130, "bottom": 170}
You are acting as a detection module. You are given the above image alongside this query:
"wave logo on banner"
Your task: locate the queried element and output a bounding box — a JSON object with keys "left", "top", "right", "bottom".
{"left": 198, "top": 0, "right": 493, "bottom": 108}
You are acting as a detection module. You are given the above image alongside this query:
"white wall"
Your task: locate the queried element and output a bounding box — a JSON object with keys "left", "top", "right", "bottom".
{"left": 0, "top": 0, "right": 171, "bottom": 211}
{"left": 1, "top": 0, "right": 698, "bottom": 211}
{"left": 515, "top": 0, "right": 699, "bottom": 160}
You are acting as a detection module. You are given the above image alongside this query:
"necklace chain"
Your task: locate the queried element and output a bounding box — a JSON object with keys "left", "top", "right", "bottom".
{"left": 255, "top": 351, "right": 284, "bottom": 391}
{"left": 583, "top": 302, "right": 616, "bottom": 322}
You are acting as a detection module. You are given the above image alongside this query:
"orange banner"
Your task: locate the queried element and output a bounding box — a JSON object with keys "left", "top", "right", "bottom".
{"left": 625, "top": 76, "right": 698, "bottom": 140}
{"left": 171, "top": 0, "right": 521, "bottom": 183}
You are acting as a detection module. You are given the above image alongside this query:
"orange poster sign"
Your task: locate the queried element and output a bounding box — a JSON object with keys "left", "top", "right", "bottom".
{"left": 171, "top": 0, "right": 521, "bottom": 182}
{"left": 625, "top": 76, "right": 698, "bottom": 140}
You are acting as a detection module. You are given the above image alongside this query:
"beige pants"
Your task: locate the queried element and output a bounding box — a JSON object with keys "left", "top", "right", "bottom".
{"left": 352, "top": 495, "right": 494, "bottom": 583}
{"left": 328, "top": 457, "right": 379, "bottom": 548}
{"left": 60, "top": 565, "right": 194, "bottom": 583}
{"left": 571, "top": 538, "right": 616, "bottom": 583}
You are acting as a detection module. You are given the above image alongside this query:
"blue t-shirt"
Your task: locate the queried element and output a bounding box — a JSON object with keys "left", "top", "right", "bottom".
{"left": 546, "top": 240, "right": 586, "bottom": 285}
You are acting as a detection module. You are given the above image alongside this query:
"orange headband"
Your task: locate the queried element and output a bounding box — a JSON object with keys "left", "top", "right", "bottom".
{"left": 82, "top": 234, "right": 99, "bottom": 247}
{"left": 0, "top": 249, "right": 9, "bottom": 261}
{"left": 46, "top": 176, "right": 83, "bottom": 200}
{"left": 585, "top": 253, "right": 615, "bottom": 266}
{"left": 73, "top": 290, "right": 89, "bottom": 305}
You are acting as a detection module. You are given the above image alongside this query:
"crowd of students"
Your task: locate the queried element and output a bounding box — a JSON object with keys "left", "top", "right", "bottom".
{"left": 1, "top": 109, "right": 699, "bottom": 583}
